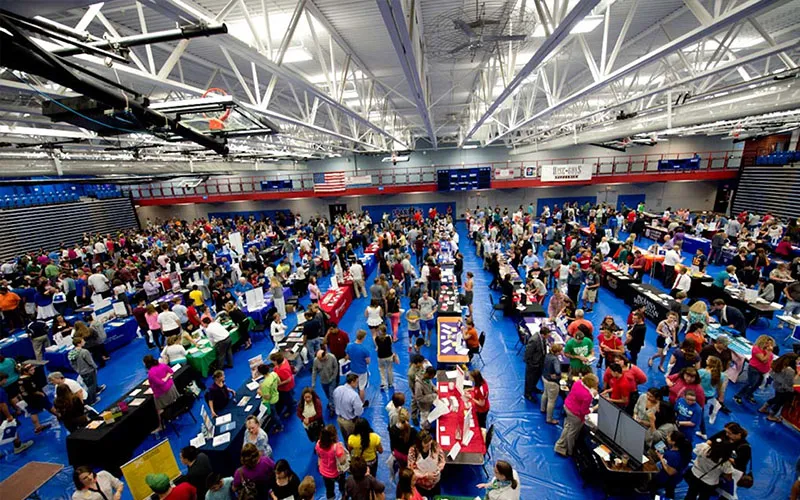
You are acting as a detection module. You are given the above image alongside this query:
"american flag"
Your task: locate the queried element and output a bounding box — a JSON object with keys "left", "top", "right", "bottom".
{"left": 313, "top": 171, "right": 346, "bottom": 193}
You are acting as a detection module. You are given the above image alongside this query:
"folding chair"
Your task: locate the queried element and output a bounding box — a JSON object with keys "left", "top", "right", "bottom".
{"left": 474, "top": 332, "right": 486, "bottom": 366}
{"left": 161, "top": 392, "right": 197, "bottom": 437}
{"left": 482, "top": 424, "right": 495, "bottom": 476}
{"left": 489, "top": 294, "right": 504, "bottom": 320}
{"left": 514, "top": 324, "right": 528, "bottom": 354}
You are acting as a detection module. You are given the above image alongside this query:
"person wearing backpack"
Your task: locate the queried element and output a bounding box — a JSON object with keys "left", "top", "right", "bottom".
{"left": 315, "top": 424, "right": 348, "bottom": 500}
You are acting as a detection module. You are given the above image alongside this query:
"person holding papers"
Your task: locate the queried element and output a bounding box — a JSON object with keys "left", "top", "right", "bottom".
{"left": 406, "top": 430, "right": 445, "bottom": 498}
{"left": 468, "top": 369, "right": 490, "bottom": 429}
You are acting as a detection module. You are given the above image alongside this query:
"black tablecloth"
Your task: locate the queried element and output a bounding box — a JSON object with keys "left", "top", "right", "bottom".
{"left": 260, "top": 245, "right": 283, "bottom": 262}
{"left": 438, "top": 285, "right": 462, "bottom": 316}
{"left": 66, "top": 366, "right": 193, "bottom": 473}
{"left": 625, "top": 283, "right": 685, "bottom": 324}
{"left": 603, "top": 270, "right": 633, "bottom": 302}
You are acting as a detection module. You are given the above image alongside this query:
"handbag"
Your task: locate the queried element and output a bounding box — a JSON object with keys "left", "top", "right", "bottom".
{"left": 336, "top": 442, "right": 351, "bottom": 473}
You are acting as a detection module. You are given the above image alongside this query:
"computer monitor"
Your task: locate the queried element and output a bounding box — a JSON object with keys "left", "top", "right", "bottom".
{"left": 597, "top": 395, "right": 621, "bottom": 441}
{"left": 615, "top": 410, "right": 647, "bottom": 464}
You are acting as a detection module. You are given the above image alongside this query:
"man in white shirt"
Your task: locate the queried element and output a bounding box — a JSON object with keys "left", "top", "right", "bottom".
{"left": 350, "top": 261, "right": 365, "bottom": 298}
{"left": 202, "top": 317, "right": 233, "bottom": 369}
{"left": 663, "top": 244, "right": 684, "bottom": 287}
{"left": 87, "top": 266, "right": 111, "bottom": 297}
{"left": 48, "top": 371, "right": 86, "bottom": 401}
{"left": 93, "top": 240, "right": 106, "bottom": 261}
{"left": 671, "top": 266, "right": 692, "bottom": 297}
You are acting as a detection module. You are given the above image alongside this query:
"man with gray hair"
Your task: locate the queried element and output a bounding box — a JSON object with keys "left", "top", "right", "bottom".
{"left": 47, "top": 371, "right": 86, "bottom": 401}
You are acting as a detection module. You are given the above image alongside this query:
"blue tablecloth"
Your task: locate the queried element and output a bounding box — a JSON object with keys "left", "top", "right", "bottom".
{"left": 243, "top": 286, "right": 292, "bottom": 324}
{"left": 44, "top": 317, "right": 139, "bottom": 372}
{"left": 0, "top": 331, "right": 35, "bottom": 360}
{"left": 682, "top": 235, "right": 711, "bottom": 256}
{"left": 362, "top": 254, "right": 377, "bottom": 277}
{"left": 215, "top": 252, "right": 233, "bottom": 266}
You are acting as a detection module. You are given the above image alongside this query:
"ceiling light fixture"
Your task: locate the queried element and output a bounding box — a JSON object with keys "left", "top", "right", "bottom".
{"left": 570, "top": 15, "right": 604, "bottom": 34}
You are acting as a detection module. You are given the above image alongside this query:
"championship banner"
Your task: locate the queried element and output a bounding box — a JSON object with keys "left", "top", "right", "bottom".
{"left": 540, "top": 164, "right": 593, "bottom": 182}
{"left": 493, "top": 167, "right": 516, "bottom": 179}
{"left": 346, "top": 175, "right": 373, "bottom": 187}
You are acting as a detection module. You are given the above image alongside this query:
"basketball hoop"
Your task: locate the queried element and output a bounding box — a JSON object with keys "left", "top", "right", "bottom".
{"left": 202, "top": 87, "right": 231, "bottom": 130}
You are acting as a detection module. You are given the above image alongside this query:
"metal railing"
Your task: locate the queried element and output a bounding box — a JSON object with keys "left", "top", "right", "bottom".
{"left": 121, "top": 149, "right": 741, "bottom": 200}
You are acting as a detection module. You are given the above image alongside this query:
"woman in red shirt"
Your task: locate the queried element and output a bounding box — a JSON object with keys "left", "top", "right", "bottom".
{"left": 734, "top": 335, "right": 775, "bottom": 405}
{"left": 666, "top": 367, "right": 706, "bottom": 407}
{"left": 269, "top": 351, "right": 296, "bottom": 419}
{"left": 468, "top": 369, "right": 490, "bottom": 429}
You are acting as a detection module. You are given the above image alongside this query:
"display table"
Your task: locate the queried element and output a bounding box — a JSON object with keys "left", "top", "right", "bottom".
{"left": 634, "top": 247, "right": 665, "bottom": 272}
{"left": 436, "top": 316, "right": 469, "bottom": 365}
{"left": 625, "top": 283, "right": 684, "bottom": 324}
{"left": 643, "top": 225, "right": 669, "bottom": 243}
{"left": 435, "top": 373, "right": 486, "bottom": 465}
{"left": 361, "top": 253, "right": 377, "bottom": 277}
{"left": 682, "top": 235, "right": 712, "bottom": 256}
{"left": 706, "top": 325, "right": 754, "bottom": 383}
{"left": 260, "top": 244, "right": 283, "bottom": 262}
{"left": 602, "top": 268, "right": 634, "bottom": 302}
{"left": 66, "top": 365, "right": 193, "bottom": 474}
{"left": 275, "top": 324, "right": 305, "bottom": 363}
{"left": 186, "top": 339, "right": 216, "bottom": 377}
{"left": 319, "top": 285, "right": 354, "bottom": 325}
{"left": 198, "top": 377, "right": 261, "bottom": 475}
{"left": 438, "top": 284, "right": 462, "bottom": 316}
{"left": 698, "top": 283, "right": 783, "bottom": 324}
{"left": 0, "top": 331, "right": 36, "bottom": 360}
{"left": 43, "top": 317, "right": 139, "bottom": 373}
{"left": 364, "top": 242, "right": 379, "bottom": 255}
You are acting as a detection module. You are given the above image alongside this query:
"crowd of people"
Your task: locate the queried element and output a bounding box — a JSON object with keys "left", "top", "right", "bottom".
{"left": 0, "top": 198, "right": 798, "bottom": 499}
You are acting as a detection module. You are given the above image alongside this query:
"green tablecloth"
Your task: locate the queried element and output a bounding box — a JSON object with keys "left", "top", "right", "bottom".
{"left": 186, "top": 340, "right": 215, "bottom": 377}
{"left": 186, "top": 324, "right": 239, "bottom": 377}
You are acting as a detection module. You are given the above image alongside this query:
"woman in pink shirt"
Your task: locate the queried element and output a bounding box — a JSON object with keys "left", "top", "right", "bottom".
{"left": 666, "top": 367, "right": 706, "bottom": 407}
{"left": 555, "top": 373, "right": 599, "bottom": 456}
{"left": 734, "top": 335, "right": 775, "bottom": 405}
{"left": 315, "top": 424, "right": 347, "bottom": 499}
{"left": 143, "top": 354, "right": 179, "bottom": 431}
{"left": 144, "top": 304, "right": 163, "bottom": 349}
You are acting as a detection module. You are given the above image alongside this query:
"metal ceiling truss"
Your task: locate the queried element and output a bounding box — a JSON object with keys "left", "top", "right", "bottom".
{"left": 474, "top": 0, "right": 795, "bottom": 149}
{"left": 149, "top": 0, "right": 412, "bottom": 151}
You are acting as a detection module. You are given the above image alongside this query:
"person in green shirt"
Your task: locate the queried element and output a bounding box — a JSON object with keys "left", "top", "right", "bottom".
{"left": 564, "top": 328, "right": 594, "bottom": 375}
{"left": 257, "top": 363, "right": 283, "bottom": 432}
{"left": 44, "top": 262, "right": 60, "bottom": 280}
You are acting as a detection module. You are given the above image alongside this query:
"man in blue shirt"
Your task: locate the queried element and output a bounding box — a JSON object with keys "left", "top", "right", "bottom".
{"left": 345, "top": 329, "right": 371, "bottom": 407}
{"left": 332, "top": 373, "right": 363, "bottom": 441}
{"left": 232, "top": 277, "right": 253, "bottom": 297}
{"left": 675, "top": 391, "right": 703, "bottom": 443}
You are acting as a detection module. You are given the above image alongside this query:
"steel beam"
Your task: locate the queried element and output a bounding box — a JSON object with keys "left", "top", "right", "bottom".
{"left": 152, "top": 0, "right": 409, "bottom": 149}
{"left": 460, "top": 0, "right": 601, "bottom": 146}
{"left": 493, "top": 0, "right": 784, "bottom": 145}
{"left": 376, "top": 0, "right": 436, "bottom": 148}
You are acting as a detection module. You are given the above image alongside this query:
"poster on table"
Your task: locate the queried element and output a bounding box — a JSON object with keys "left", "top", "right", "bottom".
{"left": 540, "top": 164, "right": 593, "bottom": 182}
{"left": 120, "top": 440, "right": 181, "bottom": 500}
{"left": 245, "top": 287, "right": 264, "bottom": 310}
{"left": 249, "top": 354, "right": 263, "bottom": 380}
{"left": 229, "top": 232, "right": 244, "bottom": 258}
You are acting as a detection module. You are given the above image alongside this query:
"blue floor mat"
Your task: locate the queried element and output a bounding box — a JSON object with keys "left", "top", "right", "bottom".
{"left": 2, "top": 223, "right": 798, "bottom": 500}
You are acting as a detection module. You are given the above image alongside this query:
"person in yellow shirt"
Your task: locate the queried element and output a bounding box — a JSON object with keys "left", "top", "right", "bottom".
{"left": 188, "top": 285, "right": 204, "bottom": 306}
{"left": 347, "top": 418, "right": 383, "bottom": 476}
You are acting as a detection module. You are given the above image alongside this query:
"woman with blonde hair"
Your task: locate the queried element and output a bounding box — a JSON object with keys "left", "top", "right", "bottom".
{"left": 734, "top": 335, "right": 775, "bottom": 406}
{"left": 687, "top": 301, "right": 710, "bottom": 330}
{"left": 160, "top": 335, "right": 188, "bottom": 366}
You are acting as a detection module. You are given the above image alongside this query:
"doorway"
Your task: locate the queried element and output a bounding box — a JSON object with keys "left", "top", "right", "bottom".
{"left": 328, "top": 203, "right": 347, "bottom": 221}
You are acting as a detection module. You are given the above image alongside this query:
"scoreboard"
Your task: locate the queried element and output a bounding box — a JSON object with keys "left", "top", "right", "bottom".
{"left": 436, "top": 167, "right": 491, "bottom": 191}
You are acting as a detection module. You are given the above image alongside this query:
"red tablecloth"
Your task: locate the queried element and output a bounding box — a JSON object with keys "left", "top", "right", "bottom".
{"left": 781, "top": 387, "right": 800, "bottom": 431}
{"left": 601, "top": 261, "right": 619, "bottom": 274}
{"left": 436, "top": 382, "right": 486, "bottom": 454}
{"left": 319, "top": 285, "right": 354, "bottom": 324}
{"left": 157, "top": 276, "right": 172, "bottom": 291}
{"left": 364, "top": 242, "right": 379, "bottom": 255}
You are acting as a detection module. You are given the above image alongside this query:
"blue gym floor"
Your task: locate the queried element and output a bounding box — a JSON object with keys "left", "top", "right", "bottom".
{"left": 1, "top": 222, "right": 798, "bottom": 499}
